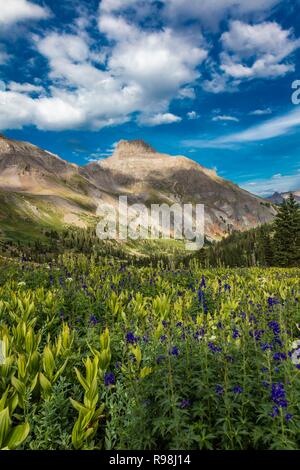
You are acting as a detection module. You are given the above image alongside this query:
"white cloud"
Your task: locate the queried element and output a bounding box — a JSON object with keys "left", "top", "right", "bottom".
{"left": 100, "top": 0, "right": 139, "bottom": 14}
{"left": 100, "top": 15, "right": 207, "bottom": 102}
{"left": 220, "top": 107, "right": 300, "bottom": 142}
{"left": 0, "top": 0, "right": 295, "bottom": 132}
{"left": 0, "top": 0, "right": 49, "bottom": 26}
{"left": 183, "top": 107, "right": 300, "bottom": 148}
{"left": 202, "top": 59, "right": 241, "bottom": 94}
{"left": 0, "top": 91, "right": 34, "bottom": 129}
{"left": 100, "top": 0, "right": 283, "bottom": 29}
{"left": 37, "top": 33, "right": 90, "bottom": 63}
{"left": 242, "top": 172, "right": 300, "bottom": 196}
{"left": 249, "top": 108, "right": 272, "bottom": 116}
{"left": 7, "top": 82, "right": 44, "bottom": 94}
{"left": 187, "top": 111, "right": 199, "bottom": 120}
{"left": 163, "top": 0, "right": 282, "bottom": 29}
{"left": 178, "top": 87, "right": 196, "bottom": 100}
{"left": 0, "top": 5, "right": 208, "bottom": 131}
{"left": 140, "top": 113, "right": 182, "bottom": 126}
{"left": 220, "top": 21, "right": 300, "bottom": 79}
{"left": 212, "top": 114, "right": 239, "bottom": 122}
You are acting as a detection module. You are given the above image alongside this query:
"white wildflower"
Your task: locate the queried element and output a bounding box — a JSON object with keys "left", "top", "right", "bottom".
{"left": 290, "top": 340, "right": 300, "bottom": 366}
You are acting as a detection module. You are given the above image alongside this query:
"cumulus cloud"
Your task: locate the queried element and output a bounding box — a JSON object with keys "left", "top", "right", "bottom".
{"left": 100, "top": 0, "right": 139, "bottom": 14}
{"left": 162, "top": 0, "right": 282, "bottom": 29}
{"left": 7, "top": 81, "right": 44, "bottom": 94}
{"left": 0, "top": 4, "right": 208, "bottom": 131}
{"left": 140, "top": 113, "right": 182, "bottom": 126}
{"left": 100, "top": 0, "right": 283, "bottom": 30}
{"left": 99, "top": 14, "right": 207, "bottom": 102}
{"left": 220, "top": 21, "right": 300, "bottom": 79}
{"left": 187, "top": 111, "right": 199, "bottom": 120}
{"left": 0, "top": 0, "right": 49, "bottom": 26}
{"left": 0, "top": 0, "right": 297, "bottom": 132}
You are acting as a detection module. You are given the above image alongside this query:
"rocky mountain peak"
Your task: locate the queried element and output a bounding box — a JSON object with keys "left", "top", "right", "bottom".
{"left": 0, "top": 134, "right": 13, "bottom": 154}
{"left": 112, "top": 139, "right": 158, "bottom": 159}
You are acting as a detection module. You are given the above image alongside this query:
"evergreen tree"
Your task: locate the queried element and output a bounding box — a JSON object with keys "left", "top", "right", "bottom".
{"left": 260, "top": 230, "right": 274, "bottom": 266}
{"left": 273, "top": 194, "right": 300, "bottom": 267}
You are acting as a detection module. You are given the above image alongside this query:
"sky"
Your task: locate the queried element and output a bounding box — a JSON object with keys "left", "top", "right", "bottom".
{"left": 0, "top": 0, "right": 300, "bottom": 196}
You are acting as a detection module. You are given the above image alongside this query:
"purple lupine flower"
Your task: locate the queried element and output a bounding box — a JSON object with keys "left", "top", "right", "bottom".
{"left": 104, "top": 372, "right": 115, "bottom": 387}
{"left": 250, "top": 329, "right": 265, "bottom": 341}
{"left": 200, "top": 275, "right": 206, "bottom": 289}
{"left": 198, "top": 289, "right": 204, "bottom": 302}
{"left": 179, "top": 399, "right": 191, "bottom": 409}
{"left": 268, "top": 297, "right": 280, "bottom": 308}
{"left": 215, "top": 385, "right": 224, "bottom": 396}
{"left": 268, "top": 321, "right": 280, "bottom": 335}
{"left": 232, "top": 328, "right": 239, "bottom": 339}
{"left": 208, "top": 342, "right": 222, "bottom": 353}
{"left": 232, "top": 385, "right": 243, "bottom": 394}
{"left": 271, "top": 382, "right": 288, "bottom": 408}
{"left": 271, "top": 405, "right": 279, "bottom": 417}
{"left": 273, "top": 352, "right": 287, "bottom": 361}
{"left": 89, "top": 315, "right": 98, "bottom": 326}
{"left": 170, "top": 346, "right": 179, "bottom": 356}
{"left": 126, "top": 332, "right": 137, "bottom": 344}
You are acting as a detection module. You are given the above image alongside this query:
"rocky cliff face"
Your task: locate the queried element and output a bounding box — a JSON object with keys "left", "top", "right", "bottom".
{"left": 0, "top": 135, "right": 276, "bottom": 241}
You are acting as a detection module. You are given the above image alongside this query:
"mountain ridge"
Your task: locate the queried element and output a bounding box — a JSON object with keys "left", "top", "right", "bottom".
{"left": 267, "top": 190, "right": 300, "bottom": 204}
{"left": 0, "top": 134, "right": 276, "bottom": 243}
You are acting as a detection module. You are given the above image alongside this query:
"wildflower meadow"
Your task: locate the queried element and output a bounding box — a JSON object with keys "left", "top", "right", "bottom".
{"left": 0, "top": 254, "right": 299, "bottom": 450}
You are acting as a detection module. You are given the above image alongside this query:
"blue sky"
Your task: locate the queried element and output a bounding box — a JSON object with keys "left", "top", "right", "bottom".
{"left": 1, "top": 0, "right": 300, "bottom": 196}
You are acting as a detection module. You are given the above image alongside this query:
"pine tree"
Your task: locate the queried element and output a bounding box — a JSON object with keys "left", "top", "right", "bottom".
{"left": 273, "top": 194, "right": 300, "bottom": 267}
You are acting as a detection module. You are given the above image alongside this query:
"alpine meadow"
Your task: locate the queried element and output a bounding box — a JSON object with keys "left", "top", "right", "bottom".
{"left": 0, "top": 0, "right": 300, "bottom": 456}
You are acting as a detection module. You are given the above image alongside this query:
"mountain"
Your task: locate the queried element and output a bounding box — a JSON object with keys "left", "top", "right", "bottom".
{"left": 268, "top": 190, "right": 300, "bottom": 204}
{"left": 0, "top": 135, "right": 276, "bottom": 243}
{"left": 82, "top": 140, "right": 276, "bottom": 239}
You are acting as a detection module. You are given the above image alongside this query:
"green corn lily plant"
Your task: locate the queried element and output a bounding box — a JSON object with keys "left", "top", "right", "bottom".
{"left": 88, "top": 327, "right": 111, "bottom": 374}
{"left": 0, "top": 392, "right": 30, "bottom": 450}
{"left": 39, "top": 344, "right": 68, "bottom": 399}
{"left": 70, "top": 355, "right": 105, "bottom": 450}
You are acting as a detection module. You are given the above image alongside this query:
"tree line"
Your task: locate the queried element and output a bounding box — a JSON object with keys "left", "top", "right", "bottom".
{"left": 200, "top": 194, "right": 300, "bottom": 267}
